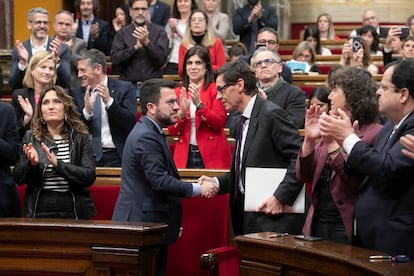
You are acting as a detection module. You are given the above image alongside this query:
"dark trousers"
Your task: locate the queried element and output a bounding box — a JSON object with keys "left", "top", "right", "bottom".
{"left": 97, "top": 148, "right": 122, "bottom": 167}
{"left": 186, "top": 145, "right": 204, "bottom": 168}
{"left": 312, "top": 220, "right": 349, "bottom": 244}
{"left": 35, "top": 190, "right": 76, "bottom": 219}
{"left": 0, "top": 184, "right": 21, "bottom": 217}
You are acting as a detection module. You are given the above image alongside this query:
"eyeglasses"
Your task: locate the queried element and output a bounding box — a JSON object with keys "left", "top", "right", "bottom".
{"left": 30, "top": 20, "right": 50, "bottom": 25}
{"left": 377, "top": 83, "right": 398, "bottom": 92}
{"left": 131, "top": 7, "right": 148, "bottom": 12}
{"left": 190, "top": 18, "right": 205, "bottom": 23}
{"left": 254, "top": 58, "right": 278, "bottom": 68}
{"left": 217, "top": 82, "right": 236, "bottom": 93}
{"left": 256, "top": 39, "right": 278, "bottom": 46}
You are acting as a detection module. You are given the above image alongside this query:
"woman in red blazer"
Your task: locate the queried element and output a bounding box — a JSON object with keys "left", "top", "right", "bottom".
{"left": 168, "top": 45, "right": 231, "bottom": 169}
{"left": 296, "top": 67, "right": 382, "bottom": 244}
{"left": 178, "top": 9, "right": 226, "bottom": 77}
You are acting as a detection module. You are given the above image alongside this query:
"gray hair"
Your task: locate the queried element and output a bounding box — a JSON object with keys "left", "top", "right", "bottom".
{"left": 251, "top": 46, "right": 282, "bottom": 66}
{"left": 28, "top": 7, "right": 48, "bottom": 21}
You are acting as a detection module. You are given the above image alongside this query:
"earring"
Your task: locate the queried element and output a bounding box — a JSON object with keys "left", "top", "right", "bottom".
{"left": 40, "top": 117, "right": 45, "bottom": 124}
{"left": 64, "top": 114, "right": 68, "bottom": 122}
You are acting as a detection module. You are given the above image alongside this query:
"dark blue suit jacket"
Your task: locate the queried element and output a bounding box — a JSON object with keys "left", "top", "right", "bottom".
{"left": 0, "top": 103, "right": 21, "bottom": 217}
{"left": 112, "top": 115, "right": 193, "bottom": 244}
{"left": 75, "top": 17, "right": 110, "bottom": 54}
{"left": 349, "top": 112, "right": 414, "bottom": 259}
{"left": 151, "top": 0, "right": 171, "bottom": 27}
{"left": 9, "top": 39, "right": 71, "bottom": 90}
{"left": 70, "top": 77, "right": 136, "bottom": 160}
{"left": 218, "top": 96, "right": 305, "bottom": 235}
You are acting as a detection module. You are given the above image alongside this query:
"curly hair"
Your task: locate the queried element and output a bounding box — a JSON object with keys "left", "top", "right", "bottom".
{"left": 31, "top": 85, "right": 89, "bottom": 142}
{"left": 329, "top": 66, "right": 379, "bottom": 125}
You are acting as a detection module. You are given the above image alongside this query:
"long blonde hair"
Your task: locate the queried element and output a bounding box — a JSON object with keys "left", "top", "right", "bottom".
{"left": 181, "top": 9, "right": 216, "bottom": 48}
{"left": 22, "top": 51, "right": 57, "bottom": 89}
{"left": 317, "top": 13, "right": 336, "bottom": 40}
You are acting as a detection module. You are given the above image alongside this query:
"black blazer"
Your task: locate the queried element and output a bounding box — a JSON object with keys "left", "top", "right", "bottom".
{"left": 218, "top": 96, "right": 305, "bottom": 235}
{"left": 10, "top": 88, "right": 35, "bottom": 139}
{"left": 9, "top": 39, "right": 71, "bottom": 90}
{"left": 349, "top": 112, "right": 414, "bottom": 259}
{"left": 70, "top": 77, "right": 137, "bottom": 160}
{"left": 151, "top": 0, "right": 171, "bottom": 27}
{"left": 75, "top": 17, "right": 110, "bottom": 55}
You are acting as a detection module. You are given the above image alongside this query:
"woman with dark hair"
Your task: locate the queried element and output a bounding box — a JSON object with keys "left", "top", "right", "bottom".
{"left": 357, "top": 25, "right": 381, "bottom": 56}
{"left": 309, "top": 86, "right": 330, "bottom": 114}
{"left": 297, "top": 66, "right": 382, "bottom": 244}
{"left": 107, "top": 3, "right": 131, "bottom": 62}
{"left": 178, "top": 9, "right": 226, "bottom": 76}
{"left": 164, "top": 0, "right": 199, "bottom": 74}
{"left": 13, "top": 85, "right": 96, "bottom": 219}
{"left": 168, "top": 45, "right": 231, "bottom": 169}
{"left": 303, "top": 25, "right": 332, "bottom": 55}
{"left": 340, "top": 37, "right": 378, "bottom": 75}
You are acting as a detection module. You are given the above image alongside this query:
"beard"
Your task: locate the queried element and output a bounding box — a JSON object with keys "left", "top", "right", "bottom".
{"left": 155, "top": 110, "right": 176, "bottom": 127}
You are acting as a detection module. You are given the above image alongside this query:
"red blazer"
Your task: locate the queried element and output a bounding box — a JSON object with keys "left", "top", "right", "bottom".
{"left": 168, "top": 82, "right": 231, "bottom": 169}
{"left": 178, "top": 38, "right": 226, "bottom": 77}
{"left": 296, "top": 123, "right": 382, "bottom": 242}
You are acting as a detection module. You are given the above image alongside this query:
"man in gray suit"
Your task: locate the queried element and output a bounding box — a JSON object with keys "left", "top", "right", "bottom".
{"left": 112, "top": 78, "right": 217, "bottom": 275}
{"left": 53, "top": 10, "right": 87, "bottom": 88}
{"left": 201, "top": 60, "right": 305, "bottom": 236}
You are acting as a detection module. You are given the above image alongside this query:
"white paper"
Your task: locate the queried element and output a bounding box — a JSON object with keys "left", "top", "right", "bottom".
{"left": 244, "top": 167, "right": 305, "bottom": 213}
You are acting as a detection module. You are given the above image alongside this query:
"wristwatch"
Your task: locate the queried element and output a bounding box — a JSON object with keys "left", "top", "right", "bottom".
{"left": 196, "top": 102, "right": 204, "bottom": 110}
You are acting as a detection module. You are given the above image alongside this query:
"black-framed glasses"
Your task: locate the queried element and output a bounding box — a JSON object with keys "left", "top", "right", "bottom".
{"left": 217, "top": 82, "right": 236, "bottom": 93}
{"left": 30, "top": 20, "right": 50, "bottom": 25}
{"left": 256, "top": 39, "right": 278, "bottom": 46}
{"left": 131, "top": 7, "right": 148, "bottom": 11}
{"left": 254, "top": 58, "right": 278, "bottom": 68}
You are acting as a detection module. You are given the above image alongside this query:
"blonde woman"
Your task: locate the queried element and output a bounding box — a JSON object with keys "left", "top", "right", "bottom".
{"left": 202, "top": 0, "right": 229, "bottom": 41}
{"left": 11, "top": 51, "right": 57, "bottom": 139}
{"left": 178, "top": 9, "right": 226, "bottom": 76}
{"left": 291, "top": 41, "right": 321, "bottom": 74}
{"left": 317, "top": 13, "right": 340, "bottom": 40}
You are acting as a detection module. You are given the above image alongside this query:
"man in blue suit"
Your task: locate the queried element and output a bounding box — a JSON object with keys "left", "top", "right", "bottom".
{"left": 71, "top": 49, "right": 136, "bottom": 167}
{"left": 0, "top": 102, "right": 20, "bottom": 217}
{"left": 74, "top": 0, "right": 109, "bottom": 54}
{"left": 150, "top": 0, "right": 170, "bottom": 27}
{"left": 9, "top": 7, "right": 71, "bottom": 90}
{"left": 113, "top": 78, "right": 217, "bottom": 275}
{"left": 319, "top": 60, "right": 414, "bottom": 259}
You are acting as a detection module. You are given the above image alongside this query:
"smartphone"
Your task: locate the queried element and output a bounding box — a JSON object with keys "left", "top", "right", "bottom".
{"left": 401, "top": 26, "right": 410, "bottom": 39}
{"left": 294, "top": 235, "right": 323, "bottom": 241}
{"left": 352, "top": 37, "right": 362, "bottom": 53}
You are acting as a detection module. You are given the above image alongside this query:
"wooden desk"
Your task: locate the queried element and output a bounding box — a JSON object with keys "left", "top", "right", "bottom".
{"left": 0, "top": 218, "right": 166, "bottom": 275}
{"left": 235, "top": 232, "right": 414, "bottom": 275}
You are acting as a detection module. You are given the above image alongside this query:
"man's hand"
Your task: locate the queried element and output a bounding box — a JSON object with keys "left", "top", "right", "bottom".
{"left": 199, "top": 175, "right": 219, "bottom": 198}
{"left": 401, "top": 134, "right": 414, "bottom": 160}
{"left": 257, "top": 195, "right": 284, "bottom": 215}
{"left": 49, "top": 38, "right": 62, "bottom": 59}
{"left": 134, "top": 25, "right": 149, "bottom": 46}
{"left": 84, "top": 85, "right": 97, "bottom": 114}
{"left": 90, "top": 22, "right": 100, "bottom": 40}
{"left": 15, "top": 40, "right": 29, "bottom": 66}
{"left": 319, "top": 108, "right": 357, "bottom": 146}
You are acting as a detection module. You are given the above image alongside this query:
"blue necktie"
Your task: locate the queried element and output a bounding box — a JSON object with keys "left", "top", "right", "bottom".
{"left": 234, "top": 115, "right": 247, "bottom": 198}
{"left": 92, "top": 93, "right": 103, "bottom": 161}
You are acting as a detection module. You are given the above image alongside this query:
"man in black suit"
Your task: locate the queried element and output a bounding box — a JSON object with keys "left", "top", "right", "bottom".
{"left": 71, "top": 49, "right": 136, "bottom": 167}
{"left": 74, "top": 0, "right": 109, "bottom": 54}
{"left": 9, "top": 7, "right": 71, "bottom": 90}
{"left": 350, "top": 9, "right": 388, "bottom": 38}
{"left": 112, "top": 78, "right": 217, "bottom": 275}
{"left": 319, "top": 60, "right": 414, "bottom": 259}
{"left": 201, "top": 60, "right": 305, "bottom": 236}
{"left": 0, "top": 102, "right": 20, "bottom": 217}
{"left": 149, "top": 0, "right": 170, "bottom": 27}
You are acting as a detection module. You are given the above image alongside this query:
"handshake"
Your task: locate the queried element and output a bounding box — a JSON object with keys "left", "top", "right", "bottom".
{"left": 198, "top": 175, "right": 219, "bottom": 198}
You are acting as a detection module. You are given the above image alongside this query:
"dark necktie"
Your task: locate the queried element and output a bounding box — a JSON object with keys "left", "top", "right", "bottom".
{"left": 92, "top": 93, "right": 103, "bottom": 161}
{"left": 234, "top": 115, "right": 247, "bottom": 197}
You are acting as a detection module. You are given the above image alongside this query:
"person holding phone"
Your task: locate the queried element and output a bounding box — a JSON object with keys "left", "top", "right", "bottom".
{"left": 168, "top": 46, "right": 231, "bottom": 169}
{"left": 339, "top": 37, "right": 378, "bottom": 75}
{"left": 383, "top": 26, "right": 414, "bottom": 66}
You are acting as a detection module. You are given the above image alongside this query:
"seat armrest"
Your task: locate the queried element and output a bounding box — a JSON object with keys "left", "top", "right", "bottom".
{"left": 200, "top": 246, "right": 239, "bottom": 276}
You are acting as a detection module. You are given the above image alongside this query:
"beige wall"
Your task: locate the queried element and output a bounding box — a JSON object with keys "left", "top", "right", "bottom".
{"left": 291, "top": 0, "right": 414, "bottom": 24}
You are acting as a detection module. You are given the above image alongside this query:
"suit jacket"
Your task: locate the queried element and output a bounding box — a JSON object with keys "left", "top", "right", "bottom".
{"left": 9, "top": 39, "right": 71, "bottom": 90}
{"left": 217, "top": 96, "right": 305, "bottom": 235}
{"left": 11, "top": 88, "right": 36, "bottom": 139}
{"left": 68, "top": 37, "right": 87, "bottom": 88}
{"left": 75, "top": 17, "right": 110, "bottom": 54}
{"left": 0, "top": 103, "right": 20, "bottom": 217}
{"left": 150, "top": 0, "right": 171, "bottom": 27}
{"left": 113, "top": 115, "right": 193, "bottom": 244}
{"left": 348, "top": 112, "right": 414, "bottom": 258}
{"left": 233, "top": 4, "right": 278, "bottom": 53}
{"left": 297, "top": 123, "right": 382, "bottom": 242}
{"left": 167, "top": 82, "right": 232, "bottom": 169}
{"left": 70, "top": 78, "right": 137, "bottom": 160}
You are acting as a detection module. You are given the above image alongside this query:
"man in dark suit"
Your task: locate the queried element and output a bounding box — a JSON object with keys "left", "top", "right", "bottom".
{"left": 0, "top": 102, "right": 21, "bottom": 217}
{"left": 150, "top": 0, "right": 170, "bottom": 27}
{"left": 71, "top": 49, "right": 136, "bottom": 167}
{"left": 74, "top": 0, "right": 109, "bottom": 54}
{"left": 9, "top": 7, "right": 71, "bottom": 90}
{"left": 319, "top": 60, "right": 414, "bottom": 259}
{"left": 350, "top": 9, "right": 388, "bottom": 39}
{"left": 112, "top": 78, "right": 217, "bottom": 275}
{"left": 201, "top": 60, "right": 305, "bottom": 236}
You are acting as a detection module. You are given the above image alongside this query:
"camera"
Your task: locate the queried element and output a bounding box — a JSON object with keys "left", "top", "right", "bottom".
{"left": 352, "top": 37, "right": 362, "bottom": 53}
